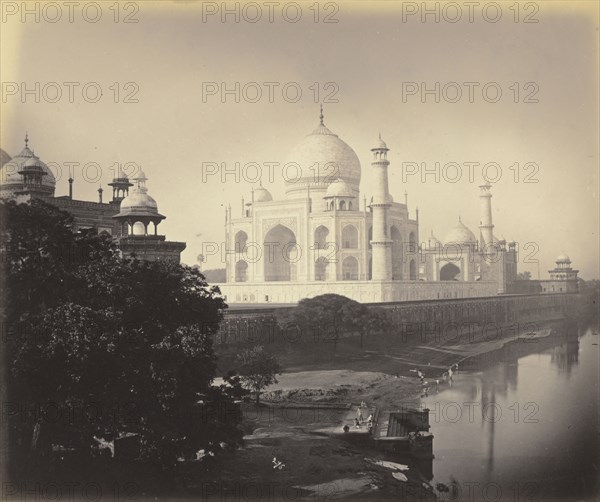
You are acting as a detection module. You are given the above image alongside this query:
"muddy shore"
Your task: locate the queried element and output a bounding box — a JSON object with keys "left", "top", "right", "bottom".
{"left": 194, "top": 322, "right": 565, "bottom": 500}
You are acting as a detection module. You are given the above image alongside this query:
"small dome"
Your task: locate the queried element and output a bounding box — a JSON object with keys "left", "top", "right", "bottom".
{"left": 556, "top": 252, "right": 571, "bottom": 263}
{"left": 0, "top": 135, "right": 55, "bottom": 196}
{"left": 253, "top": 186, "right": 273, "bottom": 203}
{"left": 426, "top": 231, "right": 441, "bottom": 249}
{"left": 373, "top": 134, "right": 388, "bottom": 150}
{"left": 444, "top": 218, "right": 477, "bottom": 245}
{"left": 325, "top": 178, "right": 354, "bottom": 198}
{"left": 115, "top": 173, "right": 164, "bottom": 220}
{"left": 119, "top": 191, "right": 158, "bottom": 212}
{"left": 22, "top": 157, "right": 44, "bottom": 169}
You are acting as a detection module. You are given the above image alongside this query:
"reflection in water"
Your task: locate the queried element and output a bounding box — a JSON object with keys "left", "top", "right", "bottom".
{"left": 420, "top": 319, "right": 598, "bottom": 501}
{"left": 550, "top": 335, "right": 580, "bottom": 375}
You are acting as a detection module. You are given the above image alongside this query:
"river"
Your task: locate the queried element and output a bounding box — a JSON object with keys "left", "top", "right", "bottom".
{"left": 419, "top": 319, "right": 599, "bottom": 501}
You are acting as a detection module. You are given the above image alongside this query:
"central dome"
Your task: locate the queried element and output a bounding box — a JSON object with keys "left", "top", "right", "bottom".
{"left": 444, "top": 218, "right": 477, "bottom": 245}
{"left": 284, "top": 113, "right": 361, "bottom": 198}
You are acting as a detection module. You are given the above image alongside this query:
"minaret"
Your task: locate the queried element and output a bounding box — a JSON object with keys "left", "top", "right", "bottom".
{"left": 370, "top": 134, "right": 392, "bottom": 281}
{"left": 479, "top": 183, "right": 494, "bottom": 250}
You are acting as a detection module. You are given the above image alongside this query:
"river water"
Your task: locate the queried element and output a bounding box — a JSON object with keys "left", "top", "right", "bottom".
{"left": 419, "top": 319, "right": 599, "bottom": 501}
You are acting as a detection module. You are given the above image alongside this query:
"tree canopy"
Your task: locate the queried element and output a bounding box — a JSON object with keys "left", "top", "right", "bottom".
{"left": 0, "top": 199, "right": 242, "bottom": 474}
{"left": 236, "top": 345, "right": 281, "bottom": 405}
{"left": 277, "top": 294, "right": 389, "bottom": 348}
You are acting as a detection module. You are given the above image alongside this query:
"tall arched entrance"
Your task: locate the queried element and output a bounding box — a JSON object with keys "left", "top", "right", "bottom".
{"left": 264, "top": 224, "right": 297, "bottom": 281}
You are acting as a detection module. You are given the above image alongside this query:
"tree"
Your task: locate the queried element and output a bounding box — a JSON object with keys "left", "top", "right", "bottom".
{"left": 358, "top": 306, "right": 393, "bottom": 348}
{"left": 0, "top": 199, "right": 243, "bottom": 475}
{"left": 236, "top": 345, "right": 281, "bottom": 405}
{"left": 277, "top": 294, "right": 381, "bottom": 350}
{"left": 517, "top": 271, "right": 532, "bottom": 280}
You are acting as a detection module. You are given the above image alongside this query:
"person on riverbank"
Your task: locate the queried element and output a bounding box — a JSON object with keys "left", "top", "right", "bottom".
{"left": 357, "top": 407, "right": 364, "bottom": 423}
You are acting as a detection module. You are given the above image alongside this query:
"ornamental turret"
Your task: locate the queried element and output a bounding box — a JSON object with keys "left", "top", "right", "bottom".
{"left": 113, "top": 170, "right": 185, "bottom": 262}
{"left": 108, "top": 166, "right": 133, "bottom": 202}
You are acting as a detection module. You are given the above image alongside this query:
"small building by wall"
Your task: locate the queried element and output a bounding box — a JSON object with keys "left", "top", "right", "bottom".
{"left": 540, "top": 254, "right": 579, "bottom": 294}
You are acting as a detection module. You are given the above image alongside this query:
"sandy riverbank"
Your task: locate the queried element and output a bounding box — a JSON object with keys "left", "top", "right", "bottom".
{"left": 198, "top": 325, "right": 563, "bottom": 500}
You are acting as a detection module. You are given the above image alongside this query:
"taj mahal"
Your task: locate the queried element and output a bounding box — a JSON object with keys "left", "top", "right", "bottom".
{"left": 0, "top": 109, "right": 578, "bottom": 304}
{"left": 219, "top": 109, "right": 522, "bottom": 304}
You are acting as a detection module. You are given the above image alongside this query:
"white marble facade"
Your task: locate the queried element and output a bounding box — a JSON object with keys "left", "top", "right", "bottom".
{"left": 220, "top": 110, "right": 515, "bottom": 304}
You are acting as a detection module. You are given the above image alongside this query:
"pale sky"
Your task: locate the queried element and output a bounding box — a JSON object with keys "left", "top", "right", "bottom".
{"left": 1, "top": 1, "right": 598, "bottom": 278}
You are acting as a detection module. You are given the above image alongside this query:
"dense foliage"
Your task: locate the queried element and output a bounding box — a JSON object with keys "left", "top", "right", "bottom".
{"left": 0, "top": 199, "right": 242, "bottom": 474}
{"left": 277, "top": 293, "right": 390, "bottom": 348}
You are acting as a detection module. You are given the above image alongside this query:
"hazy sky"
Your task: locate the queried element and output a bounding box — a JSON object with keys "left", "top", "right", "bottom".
{"left": 1, "top": 1, "right": 598, "bottom": 278}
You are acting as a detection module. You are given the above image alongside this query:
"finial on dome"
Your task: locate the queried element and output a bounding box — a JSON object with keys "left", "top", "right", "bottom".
{"left": 459, "top": 215, "right": 462, "bottom": 223}
{"left": 24, "top": 131, "right": 29, "bottom": 148}
{"left": 319, "top": 104, "right": 324, "bottom": 125}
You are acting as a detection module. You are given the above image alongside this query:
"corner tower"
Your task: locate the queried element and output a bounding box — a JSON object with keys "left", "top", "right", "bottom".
{"left": 370, "top": 134, "right": 392, "bottom": 281}
{"left": 113, "top": 171, "right": 186, "bottom": 262}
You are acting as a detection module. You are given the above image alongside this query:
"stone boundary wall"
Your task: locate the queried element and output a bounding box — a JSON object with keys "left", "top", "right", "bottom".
{"left": 218, "top": 280, "right": 498, "bottom": 305}
{"left": 214, "top": 293, "right": 581, "bottom": 347}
